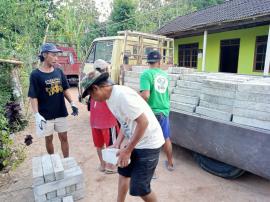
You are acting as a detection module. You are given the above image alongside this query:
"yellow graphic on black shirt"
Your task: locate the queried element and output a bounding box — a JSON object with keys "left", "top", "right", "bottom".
{"left": 45, "top": 78, "right": 63, "bottom": 96}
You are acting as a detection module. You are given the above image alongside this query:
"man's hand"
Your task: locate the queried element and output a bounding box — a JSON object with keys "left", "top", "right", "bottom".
{"left": 70, "top": 102, "right": 79, "bottom": 116}
{"left": 117, "top": 147, "right": 131, "bottom": 168}
{"left": 35, "top": 113, "right": 46, "bottom": 130}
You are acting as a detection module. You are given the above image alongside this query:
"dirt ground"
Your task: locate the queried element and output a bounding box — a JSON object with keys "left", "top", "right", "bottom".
{"left": 0, "top": 88, "right": 269, "bottom": 202}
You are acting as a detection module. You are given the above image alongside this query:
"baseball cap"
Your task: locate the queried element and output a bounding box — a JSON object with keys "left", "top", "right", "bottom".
{"left": 81, "top": 70, "right": 109, "bottom": 98}
{"left": 40, "top": 43, "right": 62, "bottom": 54}
{"left": 147, "top": 50, "right": 161, "bottom": 63}
{"left": 94, "top": 59, "right": 109, "bottom": 71}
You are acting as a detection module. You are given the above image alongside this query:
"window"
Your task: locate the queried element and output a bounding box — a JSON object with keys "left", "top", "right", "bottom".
{"left": 95, "top": 40, "right": 113, "bottom": 63}
{"left": 178, "top": 43, "right": 198, "bottom": 68}
{"left": 86, "top": 43, "right": 96, "bottom": 63}
{"left": 86, "top": 40, "right": 114, "bottom": 64}
{"left": 254, "top": 36, "right": 267, "bottom": 71}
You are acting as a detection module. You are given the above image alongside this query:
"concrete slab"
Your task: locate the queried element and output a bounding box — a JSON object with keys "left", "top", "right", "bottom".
{"left": 201, "top": 86, "right": 236, "bottom": 98}
{"left": 233, "top": 100, "right": 270, "bottom": 113}
{"left": 180, "top": 74, "right": 207, "bottom": 82}
{"left": 238, "top": 81, "right": 270, "bottom": 94}
{"left": 203, "top": 79, "right": 238, "bottom": 90}
{"left": 233, "top": 116, "right": 270, "bottom": 130}
{"left": 32, "top": 157, "right": 44, "bottom": 186}
{"left": 170, "top": 101, "right": 195, "bottom": 113}
{"left": 199, "top": 100, "right": 233, "bottom": 112}
{"left": 51, "top": 154, "right": 64, "bottom": 181}
{"left": 61, "top": 157, "right": 77, "bottom": 170}
{"left": 200, "top": 94, "right": 234, "bottom": 106}
{"left": 177, "top": 80, "right": 202, "bottom": 90}
{"left": 170, "top": 108, "right": 195, "bottom": 116}
{"left": 41, "top": 154, "right": 55, "bottom": 183}
{"left": 173, "top": 87, "right": 201, "bottom": 97}
{"left": 171, "top": 94, "right": 199, "bottom": 105}
{"left": 34, "top": 166, "right": 83, "bottom": 196}
{"left": 195, "top": 106, "right": 232, "bottom": 121}
{"left": 123, "top": 71, "right": 140, "bottom": 78}
{"left": 46, "top": 191, "right": 57, "bottom": 200}
{"left": 63, "top": 196, "right": 74, "bottom": 202}
{"left": 236, "top": 92, "right": 270, "bottom": 104}
{"left": 57, "top": 188, "right": 66, "bottom": 197}
{"left": 66, "top": 184, "right": 76, "bottom": 194}
{"left": 233, "top": 108, "right": 270, "bottom": 121}
{"left": 124, "top": 77, "right": 139, "bottom": 83}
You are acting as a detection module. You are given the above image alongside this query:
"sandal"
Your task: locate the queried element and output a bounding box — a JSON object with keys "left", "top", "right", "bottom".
{"left": 164, "top": 160, "right": 175, "bottom": 172}
{"left": 105, "top": 169, "right": 117, "bottom": 174}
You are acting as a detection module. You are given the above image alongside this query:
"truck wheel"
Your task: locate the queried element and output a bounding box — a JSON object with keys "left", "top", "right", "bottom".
{"left": 192, "top": 152, "right": 245, "bottom": 179}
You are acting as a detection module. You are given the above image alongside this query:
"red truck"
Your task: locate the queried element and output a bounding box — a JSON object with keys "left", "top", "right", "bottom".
{"left": 56, "top": 44, "right": 81, "bottom": 86}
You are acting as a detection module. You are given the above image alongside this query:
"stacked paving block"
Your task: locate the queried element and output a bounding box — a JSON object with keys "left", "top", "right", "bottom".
{"left": 32, "top": 154, "right": 84, "bottom": 202}
{"left": 196, "top": 79, "right": 238, "bottom": 121}
{"left": 232, "top": 78, "right": 270, "bottom": 130}
{"left": 195, "top": 74, "right": 255, "bottom": 121}
{"left": 123, "top": 66, "right": 188, "bottom": 93}
{"left": 170, "top": 72, "right": 205, "bottom": 114}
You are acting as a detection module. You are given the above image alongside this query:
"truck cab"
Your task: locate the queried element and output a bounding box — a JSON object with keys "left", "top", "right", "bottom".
{"left": 79, "top": 30, "right": 174, "bottom": 98}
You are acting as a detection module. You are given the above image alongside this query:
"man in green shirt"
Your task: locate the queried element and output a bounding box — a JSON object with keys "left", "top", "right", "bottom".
{"left": 140, "top": 50, "right": 174, "bottom": 171}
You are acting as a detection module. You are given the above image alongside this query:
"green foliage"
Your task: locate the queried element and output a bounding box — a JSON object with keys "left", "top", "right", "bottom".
{"left": 107, "top": 0, "right": 137, "bottom": 36}
{"left": 191, "top": 0, "right": 225, "bottom": 10}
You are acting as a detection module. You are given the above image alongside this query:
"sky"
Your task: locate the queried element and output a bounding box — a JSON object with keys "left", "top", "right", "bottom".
{"left": 95, "top": 0, "right": 113, "bottom": 22}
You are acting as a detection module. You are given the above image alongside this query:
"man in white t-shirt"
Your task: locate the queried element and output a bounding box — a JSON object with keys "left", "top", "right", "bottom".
{"left": 81, "top": 70, "right": 165, "bottom": 202}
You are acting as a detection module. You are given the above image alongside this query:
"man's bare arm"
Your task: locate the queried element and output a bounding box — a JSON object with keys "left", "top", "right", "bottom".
{"left": 63, "top": 89, "right": 73, "bottom": 103}
{"left": 140, "top": 90, "right": 150, "bottom": 102}
{"left": 30, "top": 98, "right": 39, "bottom": 113}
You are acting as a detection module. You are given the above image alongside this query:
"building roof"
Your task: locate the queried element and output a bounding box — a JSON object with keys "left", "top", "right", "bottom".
{"left": 156, "top": 0, "right": 270, "bottom": 38}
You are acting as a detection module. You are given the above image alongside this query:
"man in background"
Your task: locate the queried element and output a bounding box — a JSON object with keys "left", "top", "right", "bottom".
{"left": 140, "top": 50, "right": 174, "bottom": 171}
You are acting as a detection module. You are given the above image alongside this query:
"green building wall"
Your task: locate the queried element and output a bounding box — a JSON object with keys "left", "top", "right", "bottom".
{"left": 174, "top": 25, "right": 269, "bottom": 75}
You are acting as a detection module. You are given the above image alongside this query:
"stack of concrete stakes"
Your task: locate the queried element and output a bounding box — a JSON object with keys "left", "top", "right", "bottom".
{"left": 123, "top": 66, "right": 193, "bottom": 93}
{"left": 32, "top": 154, "right": 84, "bottom": 202}
{"left": 232, "top": 78, "right": 270, "bottom": 130}
{"left": 170, "top": 72, "right": 205, "bottom": 114}
{"left": 196, "top": 74, "right": 257, "bottom": 121}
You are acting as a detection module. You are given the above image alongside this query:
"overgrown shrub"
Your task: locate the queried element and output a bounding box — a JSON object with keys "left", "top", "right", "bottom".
{"left": 0, "top": 63, "right": 27, "bottom": 171}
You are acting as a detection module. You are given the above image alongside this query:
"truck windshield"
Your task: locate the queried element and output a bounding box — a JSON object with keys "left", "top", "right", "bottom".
{"left": 86, "top": 40, "right": 113, "bottom": 63}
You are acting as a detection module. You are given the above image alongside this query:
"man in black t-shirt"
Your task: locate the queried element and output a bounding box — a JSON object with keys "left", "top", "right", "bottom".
{"left": 28, "top": 43, "right": 78, "bottom": 158}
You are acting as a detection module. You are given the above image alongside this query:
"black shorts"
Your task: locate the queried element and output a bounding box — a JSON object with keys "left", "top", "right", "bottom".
{"left": 118, "top": 147, "right": 161, "bottom": 196}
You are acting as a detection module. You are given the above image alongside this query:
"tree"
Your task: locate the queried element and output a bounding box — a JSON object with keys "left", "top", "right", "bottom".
{"left": 191, "top": 0, "right": 225, "bottom": 10}
{"left": 106, "top": 0, "right": 137, "bottom": 36}
{"left": 48, "top": 0, "right": 101, "bottom": 59}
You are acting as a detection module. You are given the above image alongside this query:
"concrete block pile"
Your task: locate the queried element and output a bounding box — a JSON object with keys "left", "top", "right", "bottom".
{"left": 196, "top": 79, "right": 239, "bottom": 121}
{"left": 170, "top": 72, "right": 206, "bottom": 114}
{"left": 232, "top": 78, "right": 270, "bottom": 130}
{"left": 32, "top": 154, "right": 84, "bottom": 202}
{"left": 123, "top": 66, "right": 190, "bottom": 92}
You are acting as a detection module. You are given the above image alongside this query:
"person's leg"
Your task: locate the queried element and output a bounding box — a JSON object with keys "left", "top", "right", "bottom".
{"left": 92, "top": 128, "right": 106, "bottom": 171}
{"left": 130, "top": 149, "right": 160, "bottom": 200}
{"left": 45, "top": 135, "right": 54, "bottom": 154}
{"left": 58, "top": 132, "right": 69, "bottom": 158}
{"left": 157, "top": 114, "right": 174, "bottom": 168}
{"left": 44, "top": 120, "right": 54, "bottom": 154}
{"left": 55, "top": 117, "right": 69, "bottom": 158}
{"left": 141, "top": 192, "right": 158, "bottom": 202}
{"left": 117, "top": 175, "right": 130, "bottom": 202}
{"left": 163, "top": 138, "right": 173, "bottom": 167}
{"left": 102, "top": 128, "right": 116, "bottom": 173}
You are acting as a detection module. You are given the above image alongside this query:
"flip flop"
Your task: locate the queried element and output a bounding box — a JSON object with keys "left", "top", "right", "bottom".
{"left": 164, "top": 160, "right": 175, "bottom": 172}
{"left": 105, "top": 169, "right": 117, "bottom": 174}
{"left": 152, "top": 171, "right": 158, "bottom": 179}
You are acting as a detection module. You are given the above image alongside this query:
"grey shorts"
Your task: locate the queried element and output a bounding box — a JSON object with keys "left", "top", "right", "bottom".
{"left": 118, "top": 148, "right": 161, "bottom": 196}
{"left": 43, "top": 117, "right": 68, "bottom": 136}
